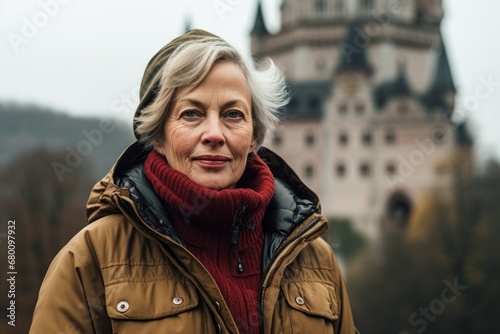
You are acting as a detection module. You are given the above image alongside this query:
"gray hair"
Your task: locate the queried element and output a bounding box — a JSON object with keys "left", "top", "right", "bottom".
{"left": 134, "top": 36, "right": 289, "bottom": 150}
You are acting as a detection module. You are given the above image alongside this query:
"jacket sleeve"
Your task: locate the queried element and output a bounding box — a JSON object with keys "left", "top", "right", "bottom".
{"left": 29, "top": 242, "right": 111, "bottom": 333}
{"left": 334, "top": 273, "right": 357, "bottom": 333}
{"left": 330, "top": 249, "right": 357, "bottom": 334}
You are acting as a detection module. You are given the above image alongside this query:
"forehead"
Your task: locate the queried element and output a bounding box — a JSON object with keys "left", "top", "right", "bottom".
{"left": 176, "top": 61, "right": 251, "bottom": 100}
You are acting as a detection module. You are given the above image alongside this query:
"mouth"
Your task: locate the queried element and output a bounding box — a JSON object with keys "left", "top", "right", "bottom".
{"left": 192, "top": 155, "right": 231, "bottom": 168}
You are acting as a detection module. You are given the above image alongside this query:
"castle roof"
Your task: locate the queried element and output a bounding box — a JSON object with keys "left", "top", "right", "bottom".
{"left": 433, "top": 39, "right": 456, "bottom": 92}
{"left": 375, "top": 62, "right": 412, "bottom": 109}
{"left": 421, "top": 37, "right": 456, "bottom": 109}
{"left": 251, "top": 1, "right": 270, "bottom": 38}
{"left": 281, "top": 81, "right": 332, "bottom": 120}
{"left": 336, "top": 21, "right": 373, "bottom": 75}
{"left": 455, "top": 121, "right": 473, "bottom": 146}
{"left": 183, "top": 16, "right": 192, "bottom": 33}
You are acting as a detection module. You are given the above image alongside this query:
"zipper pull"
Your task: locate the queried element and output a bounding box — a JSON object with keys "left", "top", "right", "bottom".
{"left": 231, "top": 227, "right": 244, "bottom": 273}
{"left": 231, "top": 206, "right": 247, "bottom": 274}
{"left": 236, "top": 250, "right": 244, "bottom": 273}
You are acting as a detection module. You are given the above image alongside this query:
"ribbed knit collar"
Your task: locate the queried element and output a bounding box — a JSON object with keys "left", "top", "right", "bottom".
{"left": 144, "top": 150, "right": 275, "bottom": 250}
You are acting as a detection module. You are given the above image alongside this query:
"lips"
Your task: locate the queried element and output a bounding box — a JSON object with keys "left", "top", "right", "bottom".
{"left": 192, "top": 155, "right": 230, "bottom": 168}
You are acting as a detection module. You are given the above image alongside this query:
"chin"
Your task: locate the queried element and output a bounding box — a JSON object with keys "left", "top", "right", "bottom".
{"left": 195, "top": 178, "right": 235, "bottom": 191}
{"left": 203, "top": 183, "right": 234, "bottom": 191}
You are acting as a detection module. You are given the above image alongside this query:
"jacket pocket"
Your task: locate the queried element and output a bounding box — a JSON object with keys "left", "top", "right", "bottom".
{"left": 281, "top": 281, "right": 339, "bottom": 333}
{"left": 105, "top": 279, "right": 213, "bottom": 334}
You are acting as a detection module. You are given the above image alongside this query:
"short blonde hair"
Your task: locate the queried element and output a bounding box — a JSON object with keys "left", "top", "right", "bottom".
{"left": 134, "top": 36, "right": 289, "bottom": 150}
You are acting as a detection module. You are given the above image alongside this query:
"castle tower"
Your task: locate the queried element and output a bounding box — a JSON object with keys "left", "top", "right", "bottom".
{"left": 253, "top": 0, "right": 471, "bottom": 238}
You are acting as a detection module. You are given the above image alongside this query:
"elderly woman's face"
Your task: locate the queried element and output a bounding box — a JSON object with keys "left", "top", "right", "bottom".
{"left": 155, "top": 61, "right": 256, "bottom": 190}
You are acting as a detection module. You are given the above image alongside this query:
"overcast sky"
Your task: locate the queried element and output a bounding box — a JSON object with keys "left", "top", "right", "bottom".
{"left": 1, "top": 0, "right": 499, "bottom": 162}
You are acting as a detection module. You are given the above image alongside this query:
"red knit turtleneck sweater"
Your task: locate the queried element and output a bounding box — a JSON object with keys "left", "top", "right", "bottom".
{"left": 144, "top": 150, "right": 275, "bottom": 334}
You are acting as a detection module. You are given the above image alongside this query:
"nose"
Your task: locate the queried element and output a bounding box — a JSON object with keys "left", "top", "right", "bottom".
{"left": 201, "top": 114, "right": 225, "bottom": 147}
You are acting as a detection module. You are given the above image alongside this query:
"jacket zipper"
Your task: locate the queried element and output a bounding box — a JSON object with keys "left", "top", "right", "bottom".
{"left": 257, "top": 215, "right": 323, "bottom": 332}
{"left": 231, "top": 205, "right": 247, "bottom": 274}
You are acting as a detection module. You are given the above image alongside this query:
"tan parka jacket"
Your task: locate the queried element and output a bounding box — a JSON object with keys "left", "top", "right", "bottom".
{"left": 30, "top": 143, "right": 356, "bottom": 333}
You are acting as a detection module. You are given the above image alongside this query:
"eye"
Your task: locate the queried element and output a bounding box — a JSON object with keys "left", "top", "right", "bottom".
{"left": 180, "top": 110, "right": 200, "bottom": 119}
{"left": 225, "top": 110, "right": 244, "bottom": 119}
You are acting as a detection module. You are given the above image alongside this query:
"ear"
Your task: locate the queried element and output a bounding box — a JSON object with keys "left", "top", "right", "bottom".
{"left": 249, "top": 137, "right": 258, "bottom": 153}
{"left": 152, "top": 139, "right": 165, "bottom": 156}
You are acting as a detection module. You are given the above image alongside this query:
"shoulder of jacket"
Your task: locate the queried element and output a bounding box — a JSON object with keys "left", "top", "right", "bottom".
{"left": 309, "top": 236, "right": 334, "bottom": 251}
{"left": 299, "top": 237, "right": 337, "bottom": 265}
{"left": 59, "top": 214, "right": 137, "bottom": 266}
{"left": 285, "top": 237, "right": 343, "bottom": 284}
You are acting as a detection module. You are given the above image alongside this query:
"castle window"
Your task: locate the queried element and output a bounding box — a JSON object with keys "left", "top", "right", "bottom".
{"left": 432, "top": 127, "right": 446, "bottom": 145}
{"left": 336, "top": 163, "right": 346, "bottom": 177}
{"left": 360, "top": 0, "right": 374, "bottom": 11}
{"left": 385, "top": 129, "right": 396, "bottom": 145}
{"left": 309, "top": 96, "right": 320, "bottom": 109}
{"left": 386, "top": 163, "right": 396, "bottom": 176}
{"left": 316, "top": 58, "right": 326, "bottom": 71}
{"left": 335, "top": 0, "right": 344, "bottom": 14}
{"left": 360, "top": 162, "right": 371, "bottom": 177}
{"left": 356, "top": 103, "right": 365, "bottom": 115}
{"left": 305, "top": 132, "right": 315, "bottom": 147}
{"left": 315, "top": 0, "right": 327, "bottom": 12}
{"left": 272, "top": 132, "right": 283, "bottom": 147}
{"left": 339, "top": 132, "right": 349, "bottom": 146}
{"left": 288, "top": 96, "right": 299, "bottom": 110}
{"left": 362, "top": 131, "right": 373, "bottom": 145}
{"left": 338, "top": 102, "right": 348, "bottom": 115}
{"left": 305, "top": 165, "right": 314, "bottom": 178}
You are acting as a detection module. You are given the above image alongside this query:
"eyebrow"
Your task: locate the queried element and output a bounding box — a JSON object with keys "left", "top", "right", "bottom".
{"left": 177, "top": 98, "right": 249, "bottom": 110}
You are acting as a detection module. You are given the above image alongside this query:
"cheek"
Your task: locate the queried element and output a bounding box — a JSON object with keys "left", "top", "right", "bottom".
{"left": 163, "top": 123, "right": 192, "bottom": 160}
{"left": 231, "top": 135, "right": 255, "bottom": 163}
{"left": 243, "top": 127, "right": 257, "bottom": 153}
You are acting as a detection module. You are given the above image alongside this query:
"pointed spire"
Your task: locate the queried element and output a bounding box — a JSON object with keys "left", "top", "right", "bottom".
{"left": 375, "top": 61, "right": 413, "bottom": 109}
{"left": 393, "top": 61, "right": 412, "bottom": 96}
{"left": 430, "top": 37, "right": 456, "bottom": 93}
{"left": 421, "top": 35, "right": 456, "bottom": 110}
{"left": 184, "top": 15, "right": 192, "bottom": 33}
{"left": 455, "top": 121, "right": 473, "bottom": 146}
{"left": 251, "top": 0, "right": 270, "bottom": 38}
{"left": 336, "top": 21, "right": 373, "bottom": 75}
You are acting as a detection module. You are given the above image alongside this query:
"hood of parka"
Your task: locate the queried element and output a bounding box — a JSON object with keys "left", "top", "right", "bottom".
{"left": 133, "top": 29, "right": 221, "bottom": 140}
{"left": 86, "top": 142, "right": 325, "bottom": 270}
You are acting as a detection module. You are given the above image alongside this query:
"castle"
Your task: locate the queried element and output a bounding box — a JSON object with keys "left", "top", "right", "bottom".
{"left": 250, "top": 0, "right": 472, "bottom": 238}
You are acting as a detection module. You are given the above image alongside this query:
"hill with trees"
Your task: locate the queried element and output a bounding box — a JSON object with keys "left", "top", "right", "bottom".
{"left": 0, "top": 102, "right": 134, "bottom": 333}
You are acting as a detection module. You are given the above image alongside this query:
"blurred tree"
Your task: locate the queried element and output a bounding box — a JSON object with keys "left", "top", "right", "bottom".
{"left": 323, "top": 218, "right": 366, "bottom": 262}
{"left": 348, "top": 159, "right": 500, "bottom": 334}
{"left": 0, "top": 102, "right": 132, "bottom": 333}
{"left": 0, "top": 148, "right": 95, "bottom": 334}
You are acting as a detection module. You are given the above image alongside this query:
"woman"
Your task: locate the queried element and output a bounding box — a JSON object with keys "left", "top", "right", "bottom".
{"left": 30, "top": 29, "right": 356, "bottom": 333}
